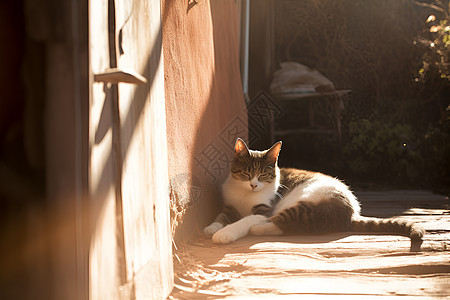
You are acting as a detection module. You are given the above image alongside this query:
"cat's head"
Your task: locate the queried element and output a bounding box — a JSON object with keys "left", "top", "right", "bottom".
{"left": 230, "top": 138, "right": 282, "bottom": 192}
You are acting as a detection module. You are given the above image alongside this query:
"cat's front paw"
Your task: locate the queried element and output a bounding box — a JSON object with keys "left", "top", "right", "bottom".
{"left": 203, "top": 222, "right": 224, "bottom": 237}
{"left": 249, "top": 224, "right": 267, "bottom": 236}
{"left": 212, "top": 227, "right": 238, "bottom": 244}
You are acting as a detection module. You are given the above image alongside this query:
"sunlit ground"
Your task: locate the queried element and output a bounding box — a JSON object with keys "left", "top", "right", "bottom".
{"left": 170, "top": 190, "right": 450, "bottom": 299}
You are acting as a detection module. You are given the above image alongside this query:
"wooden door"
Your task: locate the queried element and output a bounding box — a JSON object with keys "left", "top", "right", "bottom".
{"left": 89, "top": 0, "right": 172, "bottom": 298}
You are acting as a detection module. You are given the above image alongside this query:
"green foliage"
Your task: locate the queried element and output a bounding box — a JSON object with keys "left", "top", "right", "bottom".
{"left": 343, "top": 118, "right": 421, "bottom": 184}
{"left": 418, "top": 108, "right": 450, "bottom": 194}
{"left": 416, "top": 2, "right": 450, "bottom": 82}
{"left": 342, "top": 109, "right": 450, "bottom": 194}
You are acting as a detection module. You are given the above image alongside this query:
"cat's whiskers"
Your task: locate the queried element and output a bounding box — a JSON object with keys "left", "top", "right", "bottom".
{"left": 274, "top": 190, "right": 283, "bottom": 200}
{"left": 278, "top": 183, "right": 290, "bottom": 191}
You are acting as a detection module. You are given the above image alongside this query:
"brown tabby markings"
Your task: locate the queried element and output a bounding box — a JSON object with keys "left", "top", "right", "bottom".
{"left": 214, "top": 205, "right": 241, "bottom": 226}
{"left": 251, "top": 204, "right": 273, "bottom": 217}
{"left": 231, "top": 150, "right": 277, "bottom": 183}
{"left": 270, "top": 195, "right": 354, "bottom": 234}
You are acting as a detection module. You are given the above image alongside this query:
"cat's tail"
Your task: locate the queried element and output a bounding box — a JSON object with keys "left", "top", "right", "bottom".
{"left": 351, "top": 216, "right": 425, "bottom": 251}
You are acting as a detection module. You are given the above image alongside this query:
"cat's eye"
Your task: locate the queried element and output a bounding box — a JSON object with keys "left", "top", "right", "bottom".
{"left": 263, "top": 166, "right": 274, "bottom": 173}
{"left": 241, "top": 171, "right": 251, "bottom": 179}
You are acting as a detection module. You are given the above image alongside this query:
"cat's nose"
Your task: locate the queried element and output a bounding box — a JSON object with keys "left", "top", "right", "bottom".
{"left": 250, "top": 183, "right": 257, "bottom": 190}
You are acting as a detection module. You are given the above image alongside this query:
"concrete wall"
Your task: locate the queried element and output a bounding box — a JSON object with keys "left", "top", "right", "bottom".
{"left": 162, "top": 0, "right": 248, "bottom": 241}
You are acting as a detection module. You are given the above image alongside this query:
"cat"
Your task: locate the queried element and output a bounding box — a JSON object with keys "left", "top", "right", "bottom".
{"left": 203, "top": 138, "right": 425, "bottom": 251}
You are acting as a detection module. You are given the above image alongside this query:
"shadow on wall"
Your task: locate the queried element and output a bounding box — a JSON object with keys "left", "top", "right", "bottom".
{"left": 164, "top": 0, "right": 248, "bottom": 242}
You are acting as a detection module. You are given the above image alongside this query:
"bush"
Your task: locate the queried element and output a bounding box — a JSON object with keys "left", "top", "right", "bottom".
{"left": 418, "top": 108, "right": 450, "bottom": 194}
{"left": 343, "top": 118, "right": 421, "bottom": 185}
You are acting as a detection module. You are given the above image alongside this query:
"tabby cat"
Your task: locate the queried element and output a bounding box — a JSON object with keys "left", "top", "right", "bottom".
{"left": 203, "top": 138, "right": 424, "bottom": 251}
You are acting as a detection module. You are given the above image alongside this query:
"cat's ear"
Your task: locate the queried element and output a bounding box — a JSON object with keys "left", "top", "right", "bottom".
{"left": 265, "top": 141, "right": 282, "bottom": 164}
{"left": 234, "top": 138, "right": 249, "bottom": 156}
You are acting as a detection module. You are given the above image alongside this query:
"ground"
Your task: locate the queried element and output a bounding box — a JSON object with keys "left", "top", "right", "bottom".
{"left": 170, "top": 190, "right": 450, "bottom": 299}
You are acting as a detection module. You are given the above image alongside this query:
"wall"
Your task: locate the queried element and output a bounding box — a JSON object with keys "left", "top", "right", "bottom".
{"left": 162, "top": 0, "right": 248, "bottom": 240}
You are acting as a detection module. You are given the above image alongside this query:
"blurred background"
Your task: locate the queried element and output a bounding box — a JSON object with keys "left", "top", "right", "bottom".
{"left": 0, "top": 0, "right": 448, "bottom": 299}
{"left": 248, "top": 0, "right": 449, "bottom": 195}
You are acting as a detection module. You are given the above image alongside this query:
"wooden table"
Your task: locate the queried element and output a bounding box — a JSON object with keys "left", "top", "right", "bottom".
{"left": 269, "top": 90, "right": 351, "bottom": 143}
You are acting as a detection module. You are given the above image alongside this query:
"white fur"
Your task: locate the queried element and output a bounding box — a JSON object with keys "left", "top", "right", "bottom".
{"left": 250, "top": 222, "right": 283, "bottom": 236}
{"left": 205, "top": 165, "right": 360, "bottom": 243}
{"left": 221, "top": 169, "right": 280, "bottom": 218}
{"left": 205, "top": 169, "right": 279, "bottom": 244}
{"left": 273, "top": 173, "right": 360, "bottom": 216}
{"left": 212, "top": 214, "right": 268, "bottom": 244}
{"left": 203, "top": 222, "right": 224, "bottom": 236}
{"left": 249, "top": 177, "right": 264, "bottom": 191}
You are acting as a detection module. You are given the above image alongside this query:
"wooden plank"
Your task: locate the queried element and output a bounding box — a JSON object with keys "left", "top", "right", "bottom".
{"left": 89, "top": 0, "right": 172, "bottom": 298}
{"left": 115, "top": 0, "right": 173, "bottom": 298}
{"left": 88, "top": 0, "right": 122, "bottom": 298}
